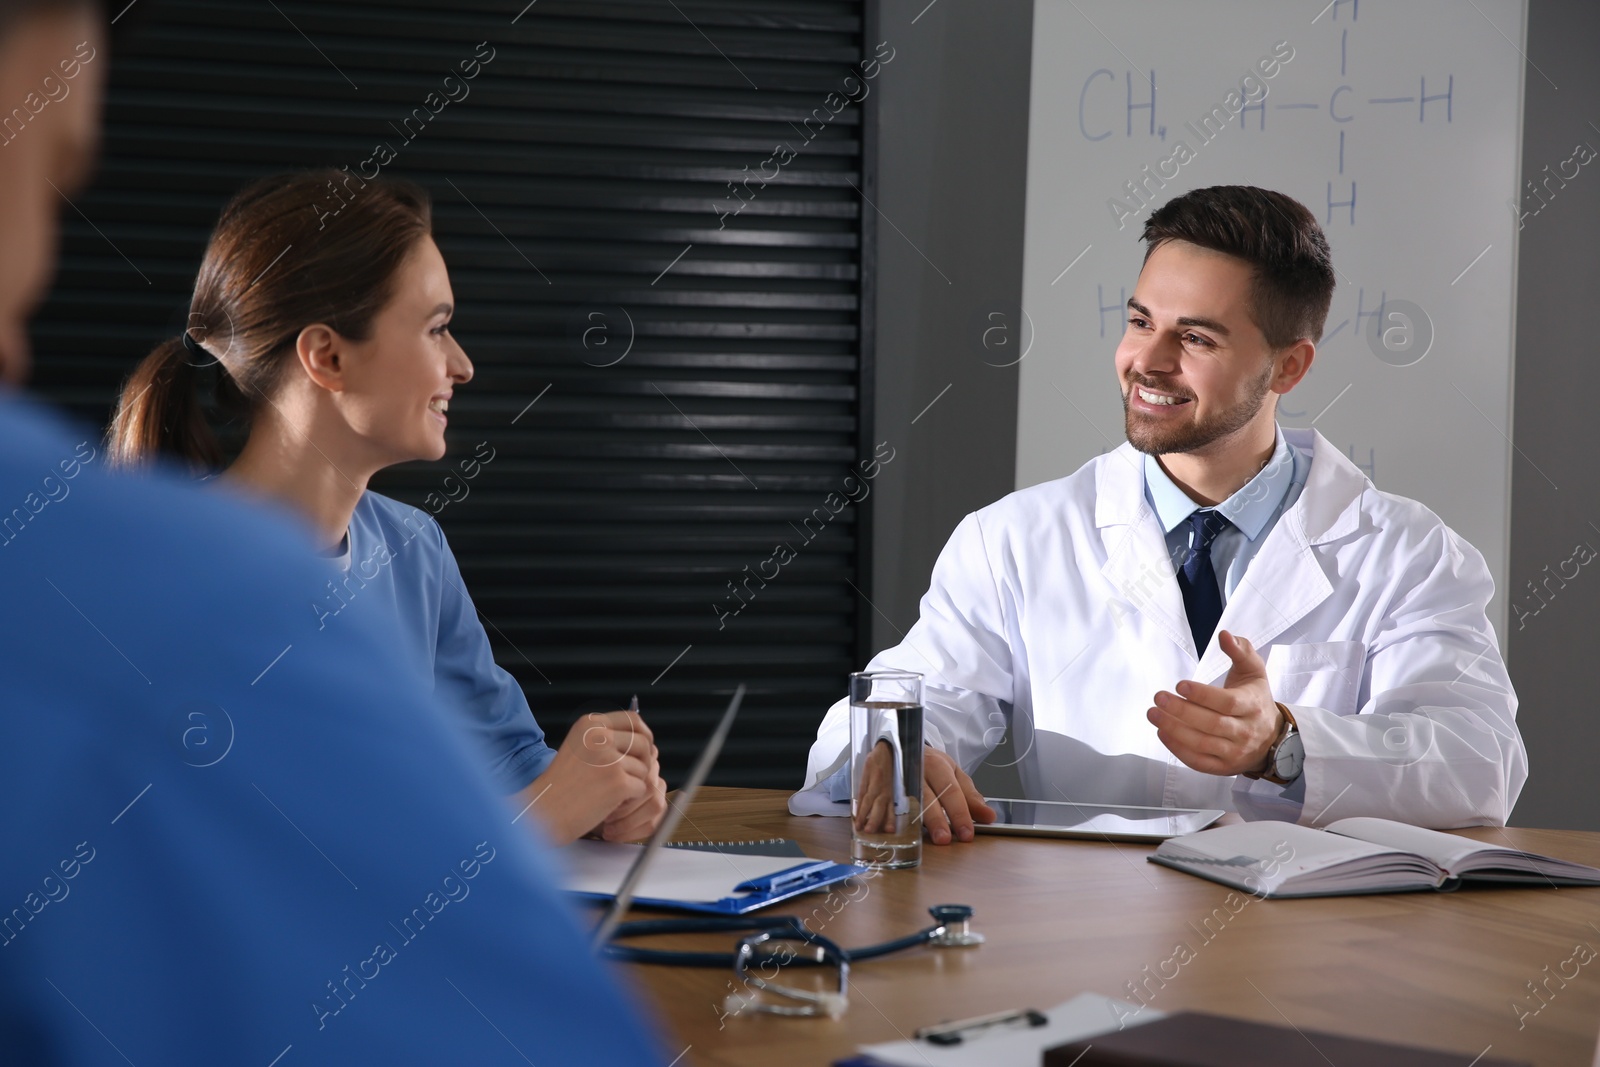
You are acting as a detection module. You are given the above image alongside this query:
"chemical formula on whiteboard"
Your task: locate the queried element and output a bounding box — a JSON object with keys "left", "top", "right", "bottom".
{"left": 1080, "top": 0, "right": 1455, "bottom": 232}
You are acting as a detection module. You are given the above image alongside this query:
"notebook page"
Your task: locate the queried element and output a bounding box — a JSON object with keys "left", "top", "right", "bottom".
{"left": 1155, "top": 822, "right": 1427, "bottom": 894}
{"left": 1323, "top": 817, "right": 1500, "bottom": 871}
{"left": 1328, "top": 818, "right": 1600, "bottom": 883}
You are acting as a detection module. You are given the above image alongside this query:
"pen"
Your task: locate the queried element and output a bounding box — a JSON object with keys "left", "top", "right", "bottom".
{"left": 915, "top": 1007, "right": 1048, "bottom": 1046}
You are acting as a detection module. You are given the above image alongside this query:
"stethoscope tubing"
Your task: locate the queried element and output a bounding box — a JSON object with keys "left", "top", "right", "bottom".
{"left": 601, "top": 915, "right": 948, "bottom": 967}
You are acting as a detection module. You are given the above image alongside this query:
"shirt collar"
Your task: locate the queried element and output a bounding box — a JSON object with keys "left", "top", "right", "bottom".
{"left": 1142, "top": 425, "right": 1296, "bottom": 542}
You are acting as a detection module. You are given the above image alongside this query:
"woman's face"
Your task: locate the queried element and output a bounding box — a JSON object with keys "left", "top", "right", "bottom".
{"left": 336, "top": 236, "right": 473, "bottom": 465}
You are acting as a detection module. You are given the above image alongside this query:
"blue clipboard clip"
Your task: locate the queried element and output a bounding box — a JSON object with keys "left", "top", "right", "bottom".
{"left": 704, "top": 860, "right": 865, "bottom": 911}
{"left": 571, "top": 857, "right": 869, "bottom": 915}
{"left": 733, "top": 860, "right": 841, "bottom": 896}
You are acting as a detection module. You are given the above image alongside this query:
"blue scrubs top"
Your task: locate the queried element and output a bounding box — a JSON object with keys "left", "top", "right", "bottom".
{"left": 0, "top": 395, "right": 663, "bottom": 1066}
{"left": 313, "top": 492, "right": 557, "bottom": 794}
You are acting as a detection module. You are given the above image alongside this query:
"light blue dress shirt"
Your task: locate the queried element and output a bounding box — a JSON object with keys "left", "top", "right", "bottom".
{"left": 1145, "top": 425, "right": 1314, "bottom": 802}
{"left": 1142, "top": 425, "right": 1311, "bottom": 601}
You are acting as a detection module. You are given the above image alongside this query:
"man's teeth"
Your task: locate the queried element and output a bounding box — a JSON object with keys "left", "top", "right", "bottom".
{"left": 429, "top": 399, "right": 449, "bottom": 414}
{"left": 1138, "top": 388, "right": 1183, "bottom": 406}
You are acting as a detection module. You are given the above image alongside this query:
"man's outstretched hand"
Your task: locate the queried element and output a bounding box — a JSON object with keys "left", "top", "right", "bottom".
{"left": 1148, "top": 630, "right": 1282, "bottom": 777}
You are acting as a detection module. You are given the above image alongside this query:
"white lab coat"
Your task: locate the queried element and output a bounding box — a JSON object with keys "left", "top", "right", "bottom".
{"left": 798, "top": 428, "right": 1526, "bottom": 828}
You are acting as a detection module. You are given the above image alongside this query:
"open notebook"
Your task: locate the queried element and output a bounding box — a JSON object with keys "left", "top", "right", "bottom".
{"left": 1151, "top": 817, "right": 1600, "bottom": 898}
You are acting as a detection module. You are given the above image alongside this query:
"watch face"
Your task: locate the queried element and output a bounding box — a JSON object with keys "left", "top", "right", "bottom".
{"left": 1274, "top": 730, "right": 1305, "bottom": 780}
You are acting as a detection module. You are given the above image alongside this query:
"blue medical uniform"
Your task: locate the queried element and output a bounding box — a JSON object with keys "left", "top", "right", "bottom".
{"left": 0, "top": 395, "right": 663, "bottom": 1066}
{"left": 313, "top": 491, "right": 557, "bottom": 793}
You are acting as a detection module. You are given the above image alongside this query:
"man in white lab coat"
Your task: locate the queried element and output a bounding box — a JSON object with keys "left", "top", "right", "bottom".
{"left": 797, "top": 186, "right": 1525, "bottom": 837}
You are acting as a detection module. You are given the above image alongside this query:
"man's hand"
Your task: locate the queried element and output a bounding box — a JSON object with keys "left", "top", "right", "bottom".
{"left": 852, "top": 744, "right": 996, "bottom": 845}
{"left": 1147, "top": 630, "right": 1282, "bottom": 777}
{"left": 851, "top": 739, "right": 900, "bottom": 836}
{"left": 518, "top": 711, "right": 665, "bottom": 844}
{"left": 922, "top": 748, "right": 996, "bottom": 844}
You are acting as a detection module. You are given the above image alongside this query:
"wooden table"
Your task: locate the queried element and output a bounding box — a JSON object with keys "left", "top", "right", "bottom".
{"left": 608, "top": 788, "right": 1600, "bottom": 1067}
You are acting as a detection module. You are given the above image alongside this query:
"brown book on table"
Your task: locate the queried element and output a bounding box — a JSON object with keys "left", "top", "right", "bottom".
{"left": 1043, "top": 1012, "right": 1529, "bottom": 1067}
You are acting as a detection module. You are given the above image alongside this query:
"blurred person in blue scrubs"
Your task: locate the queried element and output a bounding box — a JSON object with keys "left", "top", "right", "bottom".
{"left": 107, "top": 170, "right": 667, "bottom": 846}
{"left": 0, "top": 2, "right": 666, "bottom": 1063}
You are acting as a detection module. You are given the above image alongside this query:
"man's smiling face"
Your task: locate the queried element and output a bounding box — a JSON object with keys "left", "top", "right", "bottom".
{"left": 1114, "top": 238, "right": 1281, "bottom": 457}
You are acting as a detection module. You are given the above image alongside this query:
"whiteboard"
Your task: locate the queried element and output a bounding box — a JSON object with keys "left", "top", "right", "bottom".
{"left": 1016, "top": 0, "right": 1526, "bottom": 633}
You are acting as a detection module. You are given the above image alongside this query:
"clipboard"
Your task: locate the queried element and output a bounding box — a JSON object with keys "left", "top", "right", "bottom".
{"left": 834, "top": 993, "right": 1159, "bottom": 1067}
{"left": 580, "top": 686, "right": 873, "bottom": 923}
{"left": 565, "top": 840, "right": 869, "bottom": 915}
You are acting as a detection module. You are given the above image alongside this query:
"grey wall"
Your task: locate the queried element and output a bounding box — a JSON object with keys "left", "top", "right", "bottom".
{"left": 865, "top": 0, "right": 1033, "bottom": 796}
{"left": 1505, "top": 1, "right": 1600, "bottom": 829}
{"left": 867, "top": 0, "right": 1032, "bottom": 651}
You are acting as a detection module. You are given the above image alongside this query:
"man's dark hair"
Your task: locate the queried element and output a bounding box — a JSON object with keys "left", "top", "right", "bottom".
{"left": 1141, "top": 186, "right": 1336, "bottom": 351}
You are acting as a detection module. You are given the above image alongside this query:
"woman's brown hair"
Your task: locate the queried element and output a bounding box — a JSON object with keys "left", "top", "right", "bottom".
{"left": 108, "top": 169, "right": 432, "bottom": 470}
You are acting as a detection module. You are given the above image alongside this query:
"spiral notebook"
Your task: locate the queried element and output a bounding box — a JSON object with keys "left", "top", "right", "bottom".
{"left": 666, "top": 838, "right": 807, "bottom": 858}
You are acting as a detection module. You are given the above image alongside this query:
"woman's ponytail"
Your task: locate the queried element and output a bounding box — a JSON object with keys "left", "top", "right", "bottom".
{"left": 107, "top": 335, "right": 223, "bottom": 472}
{"left": 106, "top": 170, "right": 432, "bottom": 474}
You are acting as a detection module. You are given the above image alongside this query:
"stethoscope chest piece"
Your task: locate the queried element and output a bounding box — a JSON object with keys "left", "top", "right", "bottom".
{"left": 928, "top": 903, "right": 985, "bottom": 947}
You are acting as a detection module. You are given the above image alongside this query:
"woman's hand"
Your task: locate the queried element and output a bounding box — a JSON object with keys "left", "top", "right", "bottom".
{"left": 520, "top": 710, "right": 662, "bottom": 844}
{"left": 596, "top": 770, "right": 668, "bottom": 843}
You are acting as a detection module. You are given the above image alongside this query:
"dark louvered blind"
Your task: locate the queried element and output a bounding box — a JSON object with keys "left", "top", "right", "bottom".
{"left": 30, "top": 0, "right": 877, "bottom": 787}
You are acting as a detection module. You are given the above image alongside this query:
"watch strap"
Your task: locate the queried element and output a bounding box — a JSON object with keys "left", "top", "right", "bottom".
{"left": 1242, "top": 703, "right": 1298, "bottom": 783}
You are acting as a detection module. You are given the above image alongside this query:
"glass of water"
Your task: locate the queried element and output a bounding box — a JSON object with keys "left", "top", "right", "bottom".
{"left": 848, "top": 671, "right": 923, "bottom": 869}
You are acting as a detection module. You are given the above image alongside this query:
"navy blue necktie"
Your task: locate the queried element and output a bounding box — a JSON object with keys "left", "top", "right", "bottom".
{"left": 1177, "top": 509, "right": 1233, "bottom": 653}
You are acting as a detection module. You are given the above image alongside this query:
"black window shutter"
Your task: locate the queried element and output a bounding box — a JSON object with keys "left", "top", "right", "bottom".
{"left": 30, "top": 0, "right": 878, "bottom": 787}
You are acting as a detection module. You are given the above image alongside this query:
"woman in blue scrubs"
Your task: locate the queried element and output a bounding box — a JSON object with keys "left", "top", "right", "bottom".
{"left": 108, "top": 171, "right": 667, "bottom": 843}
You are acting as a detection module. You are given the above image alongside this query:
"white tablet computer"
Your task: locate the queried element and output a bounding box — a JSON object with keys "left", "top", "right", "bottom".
{"left": 976, "top": 798, "right": 1226, "bottom": 842}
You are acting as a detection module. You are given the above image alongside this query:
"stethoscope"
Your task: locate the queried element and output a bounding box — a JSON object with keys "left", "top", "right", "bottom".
{"left": 601, "top": 902, "right": 984, "bottom": 967}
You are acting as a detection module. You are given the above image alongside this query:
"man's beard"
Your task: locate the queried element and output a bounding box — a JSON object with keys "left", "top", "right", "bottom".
{"left": 1122, "top": 363, "right": 1274, "bottom": 455}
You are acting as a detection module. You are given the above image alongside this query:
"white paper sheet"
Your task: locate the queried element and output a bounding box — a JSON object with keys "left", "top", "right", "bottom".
{"left": 561, "top": 839, "right": 814, "bottom": 904}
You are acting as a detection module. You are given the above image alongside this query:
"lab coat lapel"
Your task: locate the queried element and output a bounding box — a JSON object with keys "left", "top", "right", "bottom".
{"left": 1096, "top": 444, "right": 1198, "bottom": 660}
{"left": 1194, "top": 429, "right": 1367, "bottom": 682}
{"left": 1195, "top": 523, "right": 1329, "bottom": 680}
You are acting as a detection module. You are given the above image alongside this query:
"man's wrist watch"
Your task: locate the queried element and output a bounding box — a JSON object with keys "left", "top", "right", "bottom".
{"left": 1243, "top": 703, "right": 1303, "bottom": 786}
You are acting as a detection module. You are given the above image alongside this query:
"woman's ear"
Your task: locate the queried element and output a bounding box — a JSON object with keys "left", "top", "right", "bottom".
{"left": 295, "top": 324, "right": 345, "bottom": 393}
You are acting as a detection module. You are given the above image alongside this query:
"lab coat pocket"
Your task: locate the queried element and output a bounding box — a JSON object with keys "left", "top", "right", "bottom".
{"left": 1264, "top": 640, "right": 1366, "bottom": 716}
